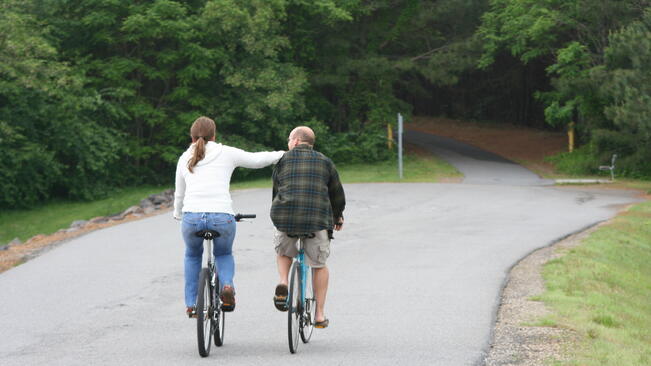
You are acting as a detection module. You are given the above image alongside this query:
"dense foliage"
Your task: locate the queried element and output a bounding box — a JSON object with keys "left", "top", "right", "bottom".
{"left": 478, "top": 0, "right": 651, "bottom": 176}
{"left": 2, "top": 0, "right": 650, "bottom": 208}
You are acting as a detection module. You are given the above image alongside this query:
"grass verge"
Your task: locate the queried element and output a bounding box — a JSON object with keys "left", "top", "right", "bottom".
{"left": 0, "top": 185, "right": 168, "bottom": 245}
{"left": 231, "top": 151, "right": 461, "bottom": 186}
{"left": 1, "top": 152, "right": 459, "bottom": 247}
{"left": 338, "top": 150, "right": 461, "bottom": 183}
{"left": 539, "top": 200, "right": 651, "bottom": 365}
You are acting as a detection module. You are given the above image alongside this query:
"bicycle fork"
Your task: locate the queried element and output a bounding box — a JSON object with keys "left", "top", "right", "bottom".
{"left": 298, "top": 250, "right": 306, "bottom": 307}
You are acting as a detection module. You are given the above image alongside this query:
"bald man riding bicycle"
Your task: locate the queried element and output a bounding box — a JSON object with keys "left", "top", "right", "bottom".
{"left": 270, "top": 126, "right": 346, "bottom": 329}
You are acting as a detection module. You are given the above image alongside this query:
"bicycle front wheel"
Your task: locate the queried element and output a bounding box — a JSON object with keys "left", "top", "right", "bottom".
{"left": 287, "top": 261, "right": 300, "bottom": 353}
{"left": 300, "top": 267, "right": 315, "bottom": 343}
{"left": 196, "top": 268, "right": 214, "bottom": 357}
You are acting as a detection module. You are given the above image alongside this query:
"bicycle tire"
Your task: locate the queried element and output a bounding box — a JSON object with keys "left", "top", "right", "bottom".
{"left": 299, "top": 267, "right": 315, "bottom": 343}
{"left": 214, "top": 276, "right": 225, "bottom": 347}
{"left": 197, "top": 268, "right": 214, "bottom": 357}
{"left": 287, "top": 261, "right": 300, "bottom": 353}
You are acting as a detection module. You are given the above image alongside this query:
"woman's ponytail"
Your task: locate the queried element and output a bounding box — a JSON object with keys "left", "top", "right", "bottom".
{"left": 187, "top": 117, "right": 216, "bottom": 173}
{"left": 188, "top": 137, "right": 205, "bottom": 173}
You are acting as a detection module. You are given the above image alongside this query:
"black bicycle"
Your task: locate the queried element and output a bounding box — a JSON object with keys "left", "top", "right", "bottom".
{"left": 195, "top": 213, "right": 255, "bottom": 357}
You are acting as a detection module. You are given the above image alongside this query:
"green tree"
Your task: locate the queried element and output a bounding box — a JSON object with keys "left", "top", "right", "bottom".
{"left": 0, "top": 1, "right": 125, "bottom": 207}
{"left": 594, "top": 9, "right": 651, "bottom": 176}
{"left": 479, "top": 0, "right": 648, "bottom": 133}
{"left": 39, "top": 0, "right": 330, "bottom": 171}
{"left": 478, "top": 0, "right": 651, "bottom": 176}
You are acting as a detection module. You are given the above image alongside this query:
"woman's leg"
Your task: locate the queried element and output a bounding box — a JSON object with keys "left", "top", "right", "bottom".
{"left": 182, "top": 213, "right": 204, "bottom": 307}
{"left": 209, "top": 213, "right": 236, "bottom": 288}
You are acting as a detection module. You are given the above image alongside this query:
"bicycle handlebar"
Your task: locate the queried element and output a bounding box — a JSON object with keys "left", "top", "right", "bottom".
{"left": 234, "top": 213, "right": 256, "bottom": 221}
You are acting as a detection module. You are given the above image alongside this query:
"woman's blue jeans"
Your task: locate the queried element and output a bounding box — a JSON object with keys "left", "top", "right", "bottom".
{"left": 181, "top": 212, "right": 236, "bottom": 307}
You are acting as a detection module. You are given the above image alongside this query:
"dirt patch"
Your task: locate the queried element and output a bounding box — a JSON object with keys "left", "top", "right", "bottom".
{"left": 0, "top": 208, "right": 171, "bottom": 273}
{"left": 407, "top": 117, "right": 567, "bottom": 177}
{"left": 483, "top": 226, "right": 601, "bottom": 365}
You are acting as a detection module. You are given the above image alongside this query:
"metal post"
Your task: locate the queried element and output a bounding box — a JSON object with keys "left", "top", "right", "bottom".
{"left": 398, "top": 113, "right": 403, "bottom": 179}
{"left": 568, "top": 121, "right": 575, "bottom": 153}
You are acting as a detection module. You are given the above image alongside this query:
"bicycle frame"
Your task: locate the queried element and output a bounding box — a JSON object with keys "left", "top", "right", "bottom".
{"left": 297, "top": 244, "right": 308, "bottom": 311}
{"left": 204, "top": 239, "right": 216, "bottom": 288}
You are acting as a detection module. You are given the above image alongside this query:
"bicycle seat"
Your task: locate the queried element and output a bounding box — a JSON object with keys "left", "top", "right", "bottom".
{"left": 195, "top": 230, "right": 220, "bottom": 240}
{"left": 288, "top": 231, "right": 335, "bottom": 240}
{"left": 287, "top": 233, "right": 316, "bottom": 239}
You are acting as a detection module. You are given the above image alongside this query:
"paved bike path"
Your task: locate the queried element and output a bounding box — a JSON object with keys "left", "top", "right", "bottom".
{"left": 405, "top": 129, "right": 555, "bottom": 186}
{"left": 0, "top": 184, "right": 639, "bottom": 365}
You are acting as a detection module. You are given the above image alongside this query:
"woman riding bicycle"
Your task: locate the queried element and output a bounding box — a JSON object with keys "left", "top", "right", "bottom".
{"left": 174, "top": 116, "right": 284, "bottom": 318}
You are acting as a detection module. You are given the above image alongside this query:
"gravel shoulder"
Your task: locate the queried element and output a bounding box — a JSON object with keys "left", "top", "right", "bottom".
{"left": 484, "top": 190, "right": 648, "bottom": 366}
{"left": 482, "top": 226, "right": 600, "bottom": 365}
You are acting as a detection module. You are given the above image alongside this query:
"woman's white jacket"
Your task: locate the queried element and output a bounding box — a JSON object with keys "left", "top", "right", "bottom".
{"left": 174, "top": 141, "right": 284, "bottom": 219}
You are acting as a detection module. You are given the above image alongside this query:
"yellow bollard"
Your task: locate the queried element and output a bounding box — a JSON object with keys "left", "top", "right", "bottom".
{"left": 387, "top": 123, "right": 393, "bottom": 149}
{"left": 568, "top": 122, "right": 575, "bottom": 153}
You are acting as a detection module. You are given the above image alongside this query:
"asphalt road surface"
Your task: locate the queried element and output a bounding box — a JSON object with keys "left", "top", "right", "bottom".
{"left": 0, "top": 133, "right": 641, "bottom": 366}
{"left": 405, "top": 130, "right": 555, "bottom": 186}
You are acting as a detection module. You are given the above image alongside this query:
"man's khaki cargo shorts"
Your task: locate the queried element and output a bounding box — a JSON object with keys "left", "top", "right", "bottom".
{"left": 273, "top": 228, "right": 330, "bottom": 268}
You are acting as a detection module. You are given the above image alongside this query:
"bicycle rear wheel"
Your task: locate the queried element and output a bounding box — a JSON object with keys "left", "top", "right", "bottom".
{"left": 300, "top": 267, "right": 315, "bottom": 343}
{"left": 214, "top": 277, "right": 225, "bottom": 347}
{"left": 287, "top": 261, "right": 300, "bottom": 353}
{"left": 197, "top": 268, "right": 214, "bottom": 357}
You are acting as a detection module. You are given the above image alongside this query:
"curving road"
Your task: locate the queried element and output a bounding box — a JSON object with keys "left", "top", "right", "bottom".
{"left": 405, "top": 130, "right": 555, "bottom": 186}
{"left": 0, "top": 132, "right": 641, "bottom": 365}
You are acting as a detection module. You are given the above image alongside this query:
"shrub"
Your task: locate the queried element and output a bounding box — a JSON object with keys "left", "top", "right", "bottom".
{"left": 547, "top": 145, "right": 600, "bottom": 176}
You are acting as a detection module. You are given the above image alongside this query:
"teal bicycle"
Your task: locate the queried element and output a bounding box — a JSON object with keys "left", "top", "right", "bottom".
{"left": 287, "top": 235, "right": 316, "bottom": 354}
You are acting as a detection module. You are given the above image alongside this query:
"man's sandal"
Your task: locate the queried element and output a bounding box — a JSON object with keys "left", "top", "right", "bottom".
{"left": 314, "top": 319, "right": 329, "bottom": 329}
{"left": 273, "top": 284, "right": 288, "bottom": 312}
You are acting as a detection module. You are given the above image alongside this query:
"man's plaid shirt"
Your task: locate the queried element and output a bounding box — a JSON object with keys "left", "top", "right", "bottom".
{"left": 271, "top": 144, "right": 346, "bottom": 234}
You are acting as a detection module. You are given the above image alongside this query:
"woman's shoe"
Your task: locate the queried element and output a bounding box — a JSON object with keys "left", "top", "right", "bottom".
{"left": 186, "top": 306, "right": 197, "bottom": 318}
{"left": 221, "top": 285, "right": 236, "bottom": 312}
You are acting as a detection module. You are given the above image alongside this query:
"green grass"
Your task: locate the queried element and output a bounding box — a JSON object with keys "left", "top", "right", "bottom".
{"left": 230, "top": 152, "right": 461, "bottom": 186}
{"left": 338, "top": 153, "right": 461, "bottom": 183}
{"left": 0, "top": 153, "right": 459, "bottom": 247}
{"left": 523, "top": 315, "right": 558, "bottom": 328}
{"left": 545, "top": 146, "right": 600, "bottom": 177}
{"left": 0, "top": 185, "right": 168, "bottom": 245}
{"left": 230, "top": 177, "right": 274, "bottom": 190}
{"left": 538, "top": 200, "right": 651, "bottom": 365}
{"left": 621, "top": 180, "right": 651, "bottom": 194}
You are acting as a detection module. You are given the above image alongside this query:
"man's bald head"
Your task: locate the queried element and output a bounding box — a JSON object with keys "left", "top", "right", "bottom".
{"left": 289, "top": 126, "right": 315, "bottom": 146}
